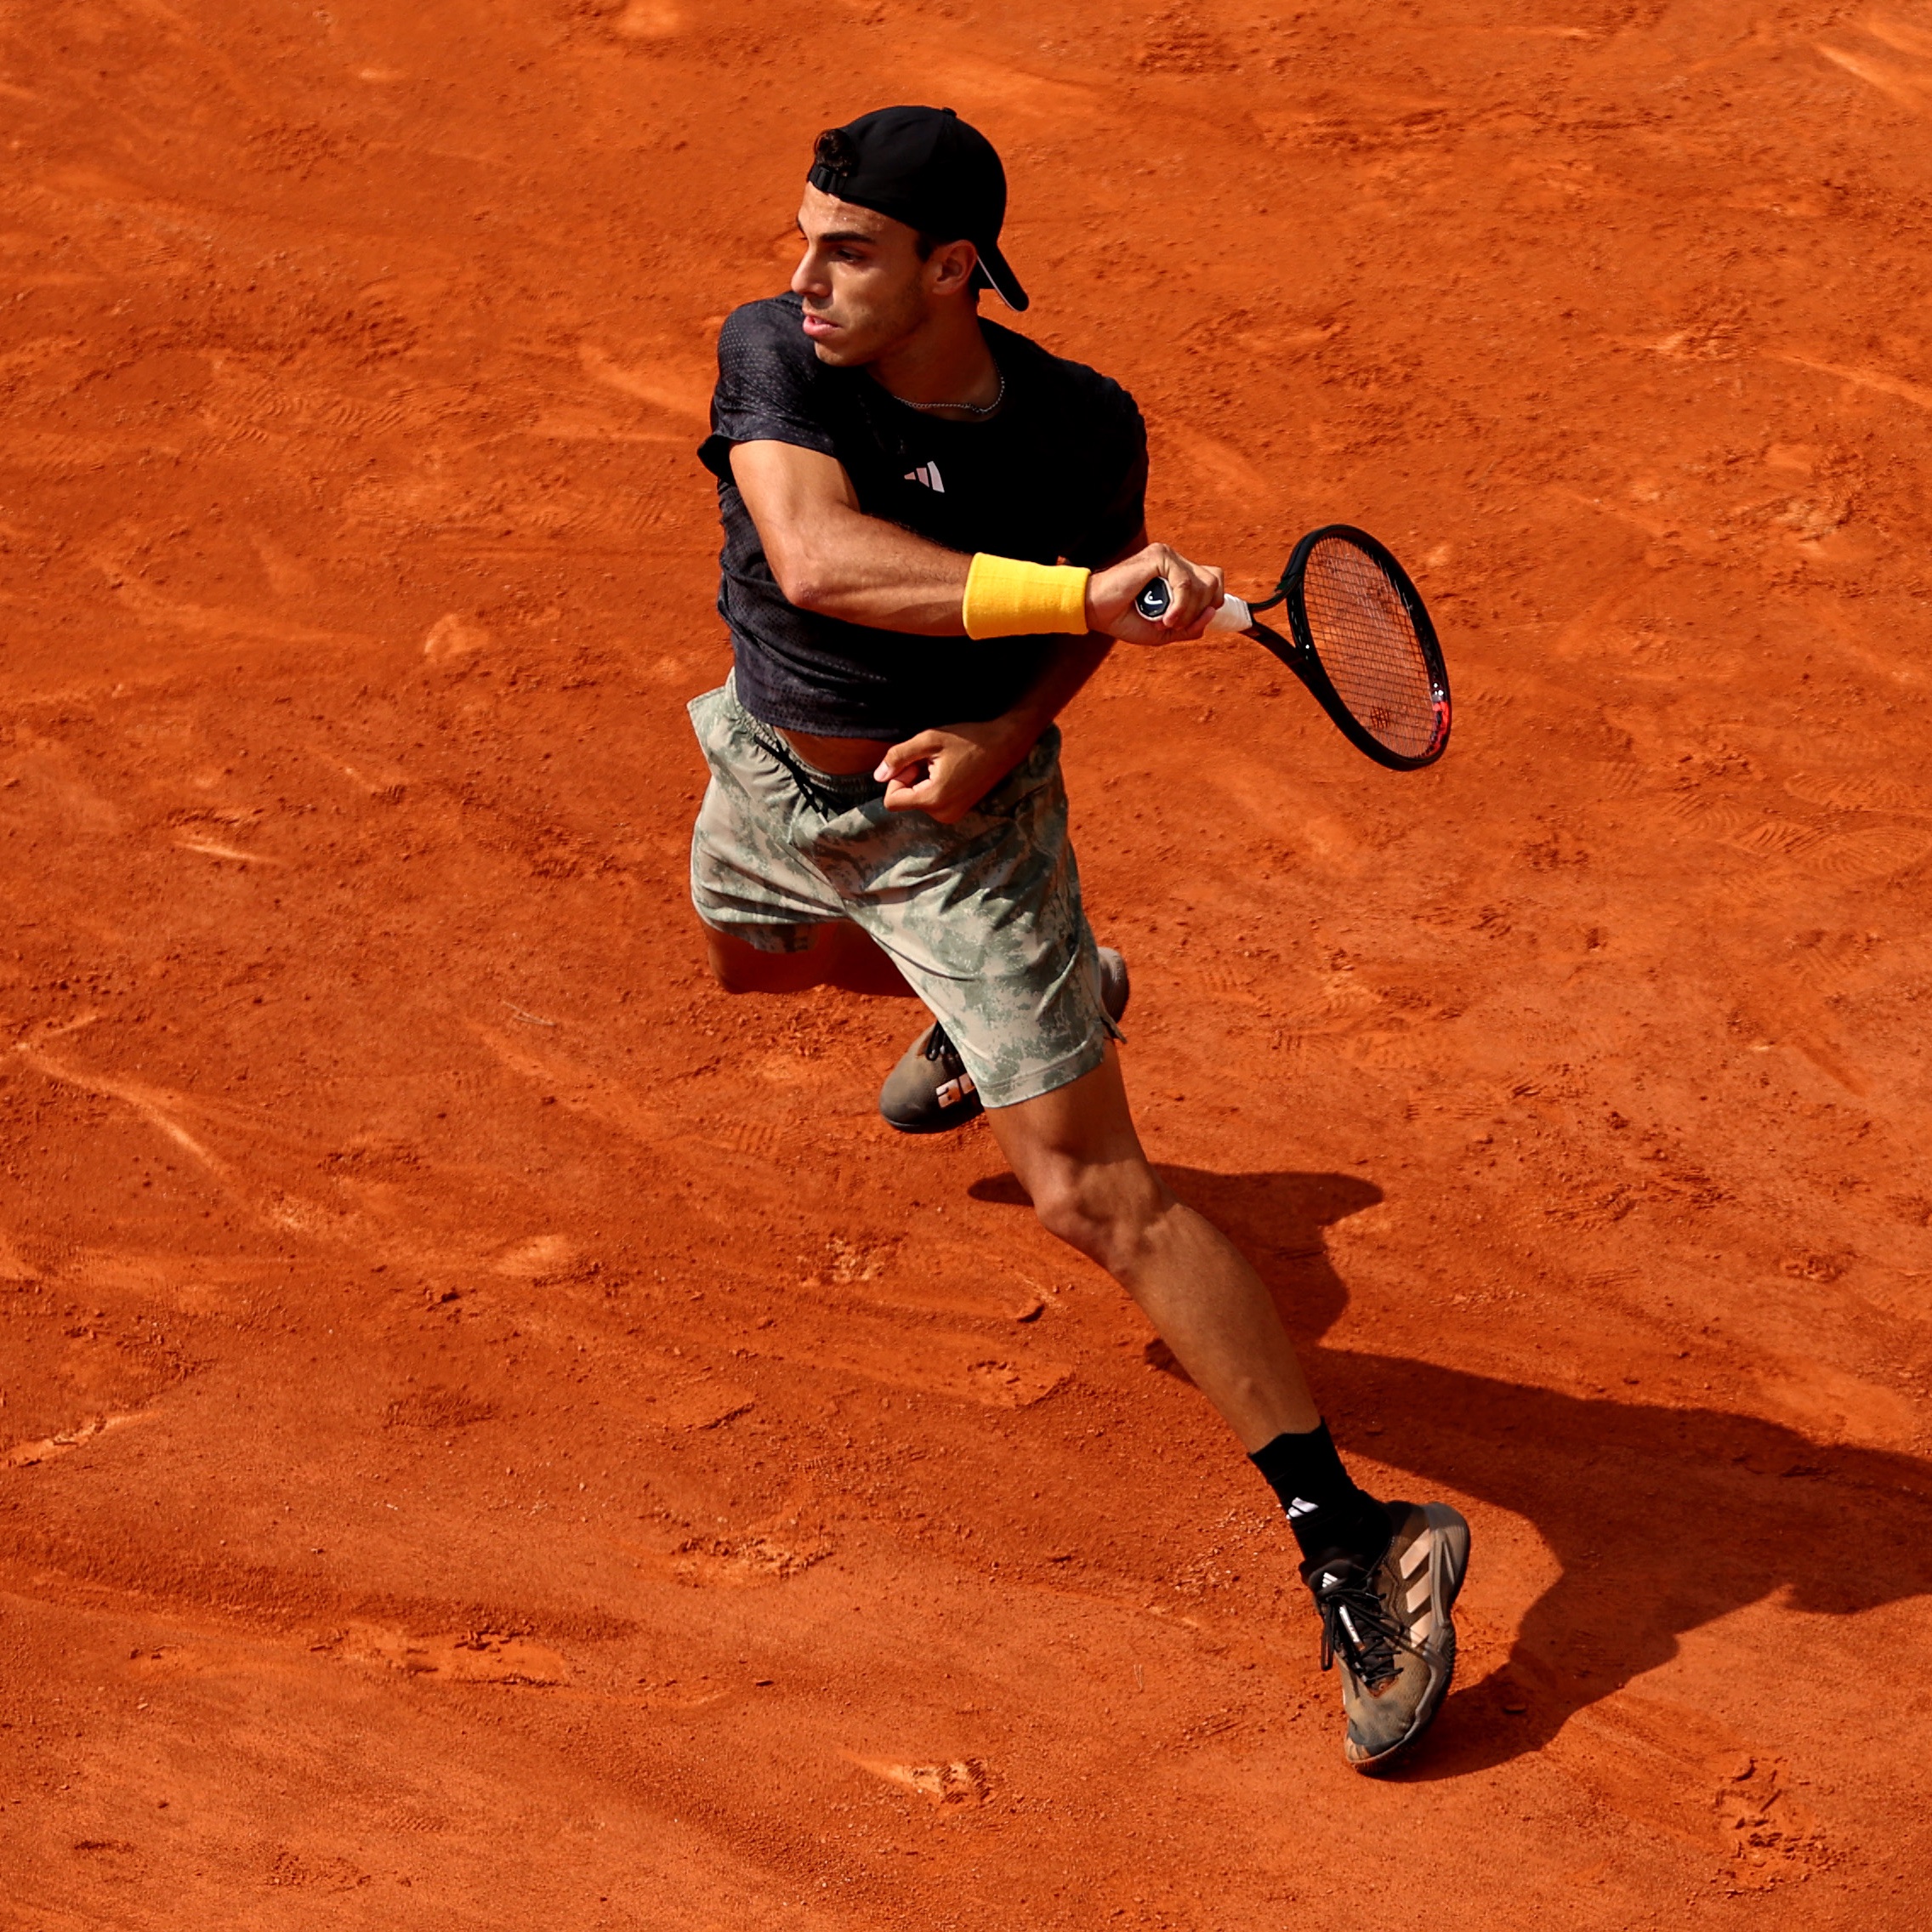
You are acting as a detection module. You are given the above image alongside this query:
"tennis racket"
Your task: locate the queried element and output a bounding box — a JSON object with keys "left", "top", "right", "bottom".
{"left": 1135, "top": 525, "right": 1451, "bottom": 771}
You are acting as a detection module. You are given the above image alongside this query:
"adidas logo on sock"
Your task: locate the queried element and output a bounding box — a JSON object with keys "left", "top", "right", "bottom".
{"left": 903, "top": 462, "right": 946, "bottom": 493}
{"left": 1286, "top": 1497, "right": 1318, "bottom": 1519}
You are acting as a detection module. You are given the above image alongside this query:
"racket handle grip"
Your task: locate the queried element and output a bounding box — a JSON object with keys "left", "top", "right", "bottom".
{"left": 1133, "top": 577, "right": 1251, "bottom": 633}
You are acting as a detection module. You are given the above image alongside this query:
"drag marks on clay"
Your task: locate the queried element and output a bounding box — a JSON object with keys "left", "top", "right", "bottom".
{"left": 918, "top": 54, "right": 1098, "bottom": 124}
{"left": 491, "top": 1232, "right": 584, "bottom": 1282}
{"left": 1768, "top": 347, "right": 1932, "bottom": 414}
{"left": 0, "top": 727, "right": 126, "bottom": 838}
{"left": 54, "top": 1245, "right": 285, "bottom": 1318}
{"left": 577, "top": 343, "right": 709, "bottom": 423}
{"left": 739, "top": 1309, "right": 1069, "bottom": 1410}
{"left": 1162, "top": 426, "right": 1281, "bottom": 514}
{"left": 1252, "top": 94, "right": 1454, "bottom": 155}
{"left": 383, "top": 1386, "right": 498, "bottom": 1432}
{"left": 1865, "top": 9, "right": 1932, "bottom": 58}
{"left": 842, "top": 1753, "right": 992, "bottom": 1806}
{"left": 5, "top": 1411, "right": 144, "bottom": 1469}
{"left": 173, "top": 832, "right": 287, "bottom": 867}
{"left": 11, "top": 1043, "right": 348, "bottom": 1236}
{"left": 611, "top": 0, "right": 684, "bottom": 39}
{"left": 1816, "top": 31, "right": 1932, "bottom": 113}
{"left": 331, "top": 1624, "right": 569, "bottom": 1685}
{"left": 629, "top": 1676, "right": 731, "bottom": 1711}
{"left": 662, "top": 1535, "right": 833, "bottom": 1588}
{"left": 421, "top": 611, "right": 490, "bottom": 663}
{"left": 794, "top": 1235, "right": 1053, "bottom": 1324}
{"left": 83, "top": 537, "right": 365, "bottom": 650}
{"left": 633, "top": 1363, "right": 756, "bottom": 1431}
{"left": 474, "top": 1022, "right": 876, "bottom": 1183}
{"left": 470, "top": 1021, "right": 679, "bottom": 1150}
{"left": 1548, "top": 1692, "right": 1828, "bottom": 1890}
{"left": 14, "top": 1043, "right": 230, "bottom": 1176}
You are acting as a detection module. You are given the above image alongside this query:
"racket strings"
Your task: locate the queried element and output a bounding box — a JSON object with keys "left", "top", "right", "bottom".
{"left": 1301, "top": 541, "right": 1440, "bottom": 758}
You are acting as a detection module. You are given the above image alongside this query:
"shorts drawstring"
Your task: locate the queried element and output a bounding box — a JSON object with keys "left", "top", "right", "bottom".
{"left": 726, "top": 672, "right": 878, "bottom": 819}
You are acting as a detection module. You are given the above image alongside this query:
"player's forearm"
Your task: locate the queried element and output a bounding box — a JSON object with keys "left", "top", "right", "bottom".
{"left": 766, "top": 504, "right": 972, "bottom": 634}
{"left": 1000, "top": 635, "right": 1112, "bottom": 739}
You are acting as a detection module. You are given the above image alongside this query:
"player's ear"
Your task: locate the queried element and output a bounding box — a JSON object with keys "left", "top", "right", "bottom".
{"left": 928, "top": 238, "right": 980, "bottom": 298}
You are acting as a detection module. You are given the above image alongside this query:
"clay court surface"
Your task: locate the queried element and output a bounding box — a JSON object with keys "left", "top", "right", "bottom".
{"left": 8, "top": 1, "right": 1932, "bottom": 1924}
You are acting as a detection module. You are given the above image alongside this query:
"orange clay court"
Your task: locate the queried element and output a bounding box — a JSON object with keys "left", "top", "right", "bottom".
{"left": 4, "top": 3, "right": 1932, "bottom": 1926}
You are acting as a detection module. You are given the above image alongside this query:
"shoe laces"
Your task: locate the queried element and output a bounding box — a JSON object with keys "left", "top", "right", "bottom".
{"left": 1309, "top": 1560, "right": 1411, "bottom": 1692}
{"left": 922, "top": 1022, "right": 957, "bottom": 1065}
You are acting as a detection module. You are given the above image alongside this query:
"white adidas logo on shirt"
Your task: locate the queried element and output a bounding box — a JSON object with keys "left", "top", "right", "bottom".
{"left": 903, "top": 461, "right": 946, "bottom": 493}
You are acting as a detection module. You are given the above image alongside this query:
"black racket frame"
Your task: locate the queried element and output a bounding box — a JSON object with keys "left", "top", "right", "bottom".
{"left": 1248, "top": 524, "right": 1450, "bottom": 772}
{"left": 1139, "top": 523, "right": 1452, "bottom": 772}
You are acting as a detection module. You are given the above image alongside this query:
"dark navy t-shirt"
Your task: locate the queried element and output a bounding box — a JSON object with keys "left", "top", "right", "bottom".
{"left": 698, "top": 293, "right": 1148, "bottom": 739}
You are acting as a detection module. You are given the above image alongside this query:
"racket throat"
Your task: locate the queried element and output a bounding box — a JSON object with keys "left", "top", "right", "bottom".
{"left": 1246, "top": 615, "right": 1304, "bottom": 663}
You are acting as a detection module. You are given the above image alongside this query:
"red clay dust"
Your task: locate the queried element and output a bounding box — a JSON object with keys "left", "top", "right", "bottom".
{"left": 5, "top": 3, "right": 1932, "bottom": 1928}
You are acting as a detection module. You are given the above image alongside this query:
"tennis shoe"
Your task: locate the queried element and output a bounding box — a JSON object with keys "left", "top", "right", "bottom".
{"left": 878, "top": 947, "right": 1128, "bottom": 1134}
{"left": 1303, "top": 1499, "right": 1470, "bottom": 1775}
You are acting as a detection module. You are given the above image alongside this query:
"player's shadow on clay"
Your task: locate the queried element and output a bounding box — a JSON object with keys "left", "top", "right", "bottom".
{"left": 969, "top": 1163, "right": 1932, "bottom": 1779}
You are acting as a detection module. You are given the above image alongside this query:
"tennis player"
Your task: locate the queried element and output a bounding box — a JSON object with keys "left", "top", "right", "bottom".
{"left": 688, "top": 105, "right": 1469, "bottom": 1772}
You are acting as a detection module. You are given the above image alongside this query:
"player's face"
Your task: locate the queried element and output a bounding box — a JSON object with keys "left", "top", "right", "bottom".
{"left": 790, "top": 185, "right": 953, "bottom": 366}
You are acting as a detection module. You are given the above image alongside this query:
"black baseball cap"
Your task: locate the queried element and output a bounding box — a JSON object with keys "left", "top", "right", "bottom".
{"left": 806, "top": 105, "right": 1029, "bottom": 313}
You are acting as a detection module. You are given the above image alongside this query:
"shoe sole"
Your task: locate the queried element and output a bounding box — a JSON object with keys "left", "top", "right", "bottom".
{"left": 882, "top": 1096, "right": 983, "bottom": 1135}
{"left": 1349, "top": 1504, "right": 1471, "bottom": 1776}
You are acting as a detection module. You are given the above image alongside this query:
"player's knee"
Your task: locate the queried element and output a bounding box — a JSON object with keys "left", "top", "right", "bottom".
{"left": 1030, "top": 1163, "right": 1164, "bottom": 1271}
{"left": 1030, "top": 1176, "right": 1104, "bottom": 1259}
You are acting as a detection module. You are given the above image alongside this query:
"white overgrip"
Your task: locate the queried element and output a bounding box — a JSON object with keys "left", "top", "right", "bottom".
{"left": 1205, "top": 594, "right": 1253, "bottom": 634}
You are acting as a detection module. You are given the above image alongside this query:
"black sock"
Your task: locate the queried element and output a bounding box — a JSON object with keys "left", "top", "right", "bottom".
{"left": 1249, "top": 1422, "right": 1389, "bottom": 1569}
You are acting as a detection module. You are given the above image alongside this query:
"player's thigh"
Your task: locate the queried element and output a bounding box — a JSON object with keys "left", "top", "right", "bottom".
{"left": 839, "top": 730, "right": 1111, "bottom": 1107}
{"left": 688, "top": 683, "right": 847, "bottom": 948}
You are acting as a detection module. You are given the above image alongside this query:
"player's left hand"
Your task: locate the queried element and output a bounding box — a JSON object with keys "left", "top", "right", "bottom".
{"left": 874, "top": 718, "right": 1031, "bottom": 823}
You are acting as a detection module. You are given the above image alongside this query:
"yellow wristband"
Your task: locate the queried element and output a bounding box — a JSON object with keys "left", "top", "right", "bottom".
{"left": 961, "top": 553, "right": 1092, "bottom": 639}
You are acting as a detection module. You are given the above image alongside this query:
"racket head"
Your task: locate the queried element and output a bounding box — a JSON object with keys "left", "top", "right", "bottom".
{"left": 1279, "top": 525, "right": 1450, "bottom": 770}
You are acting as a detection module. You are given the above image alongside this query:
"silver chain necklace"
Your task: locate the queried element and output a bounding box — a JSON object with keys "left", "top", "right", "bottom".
{"left": 894, "top": 369, "right": 1005, "bottom": 416}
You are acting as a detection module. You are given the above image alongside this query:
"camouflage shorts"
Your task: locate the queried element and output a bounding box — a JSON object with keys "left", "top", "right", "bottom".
{"left": 687, "top": 678, "right": 1112, "bottom": 1110}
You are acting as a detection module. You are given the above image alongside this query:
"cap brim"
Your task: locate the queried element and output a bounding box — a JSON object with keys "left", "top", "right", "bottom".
{"left": 972, "top": 239, "right": 1029, "bottom": 313}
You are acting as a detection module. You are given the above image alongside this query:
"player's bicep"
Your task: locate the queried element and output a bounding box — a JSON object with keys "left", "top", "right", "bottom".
{"left": 728, "top": 440, "right": 862, "bottom": 596}
{"left": 729, "top": 439, "right": 861, "bottom": 522}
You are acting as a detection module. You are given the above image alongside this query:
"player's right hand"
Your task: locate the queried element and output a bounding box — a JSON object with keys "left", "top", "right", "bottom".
{"left": 1085, "top": 543, "right": 1224, "bottom": 645}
